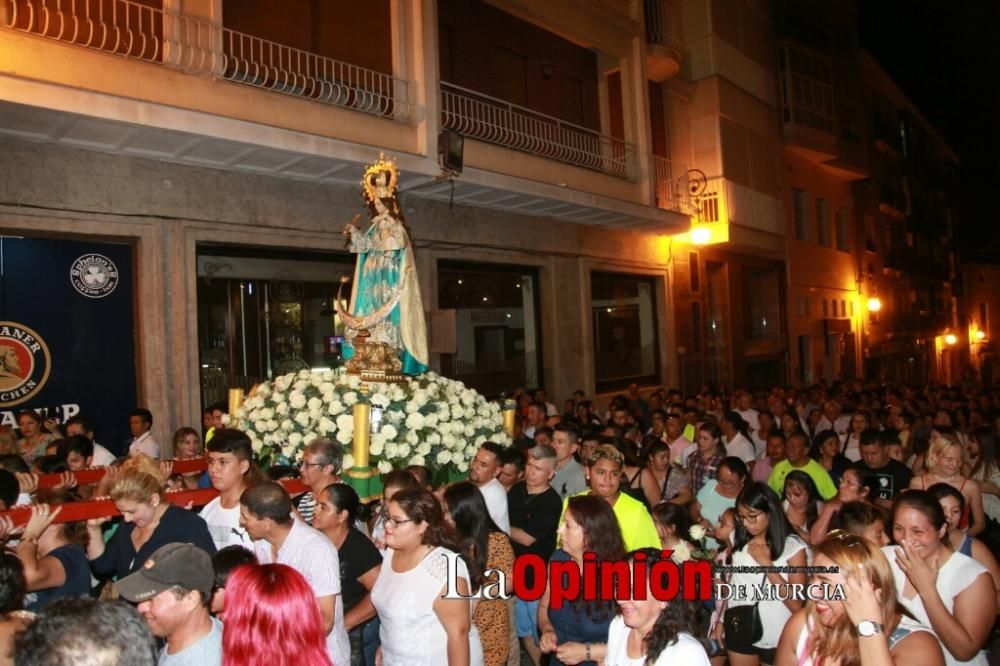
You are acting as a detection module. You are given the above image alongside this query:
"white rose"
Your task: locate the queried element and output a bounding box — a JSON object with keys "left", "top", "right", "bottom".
{"left": 307, "top": 397, "right": 323, "bottom": 411}
{"left": 347, "top": 375, "right": 362, "bottom": 389}
{"left": 343, "top": 391, "right": 358, "bottom": 406}
{"left": 336, "top": 429, "right": 353, "bottom": 445}
{"left": 254, "top": 420, "right": 267, "bottom": 433}
{"left": 319, "top": 382, "right": 335, "bottom": 395}
{"left": 308, "top": 408, "right": 321, "bottom": 422}
{"left": 474, "top": 435, "right": 486, "bottom": 446}
{"left": 436, "top": 450, "right": 452, "bottom": 465}
{"left": 464, "top": 425, "right": 475, "bottom": 437}
{"left": 280, "top": 442, "right": 296, "bottom": 458}
{"left": 386, "top": 410, "right": 404, "bottom": 424}
{"left": 280, "top": 419, "right": 293, "bottom": 432}
{"left": 266, "top": 419, "right": 278, "bottom": 431}
{"left": 272, "top": 392, "right": 286, "bottom": 404}
{"left": 371, "top": 393, "right": 390, "bottom": 409}
{"left": 369, "top": 437, "right": 385, "bottom": 456}
{"left": 318, "top": 417, "right": 335, "bottom": 435}
{"left": 465, "top": 444, "right": 478, "bottom": 457}
{"left": 409, "top": 455, "right": 425, "bottom": 467}
{"left": 405, "top": 432, "right": 419, "bottom": 445}
{"left": 293, "top": 379, "right": 308, "bottom": 391}
{"left": 294, "top": 411, "right": 311, "bottom": 427}
{"left": 404, "top": 401, "right": 418, "bottom": 414}
{"left": 275, "top": 402, "right": 289, "bottom": 415}
{"left": 336, "top": 414, "right": 355, "bottom": 435}
{"left": 327, "top": 400, "right": 345, "bottom": 415}
{"left": 288, "top": 432, "right": 303, "bottom": 447}
{"left": 381, "top": 425, "right": 398, "bottom": 441}
{"left": 377, "top": 459, "right": 393, "bottom": 474}
{"left": 427, "top": 433, "right": 441, "bottom": 446}
{"left": 342, "top": 453, "right": 354, "bottom": 470}
{"left": 397, "top": 444, "right": 411, "bottom": 459}
{"left": 256, "top": 384, "right": 272, "bottom": 398}
{"left": 417, "top": 441, "right": 431, "bottom": 456}
{"left": 456, "top": 461, "right": 469, "bottom": 473}
{"left": 405, "top": 413, "right": 426, "bottom": 430}
{"left": 260, "top": 408, "right": 274, "bottom": 420}
{"left": 689, "top": 524, "right": 707, "bottom": 541}
{"left": 671, "top": 541, "right": 692, "bottom": 563}
{"left": 424, "top": 413, "right": 439, "bottom": 428}
{"left": 385, "top": 443, "right": 398, "bottom": 459}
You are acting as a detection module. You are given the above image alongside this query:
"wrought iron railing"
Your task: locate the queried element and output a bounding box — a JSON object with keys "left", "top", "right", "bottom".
{"left": 440, "top": 82, "right": 637, "bottom": 180}
{"left": 1, "top": 0, "right": 415, "bottom": 121}
{"left": 653, "top": 155, "right": 698, "bottom": 214}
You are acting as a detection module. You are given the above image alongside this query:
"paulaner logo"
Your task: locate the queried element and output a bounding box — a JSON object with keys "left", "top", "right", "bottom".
{"left": 0, "top": 322, "right": 50, "bottom": 407}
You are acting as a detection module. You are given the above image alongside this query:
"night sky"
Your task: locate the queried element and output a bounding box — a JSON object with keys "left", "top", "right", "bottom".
{"left": 858, "top": 2, "right": 1000, "bottom": 262}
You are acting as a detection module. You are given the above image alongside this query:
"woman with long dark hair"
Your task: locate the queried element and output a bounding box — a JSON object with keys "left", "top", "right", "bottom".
{"left": 370, "top": 487, "right": 483, "bottom": 665}
{"left": 721, "top": 482, "right": 807, "bottom": 666}
{"left": 888, "top": 490, "right": 995, "bottom": 665}
{"left": 809, "top": 466, "right": 879, "bottom": 544}
{"left": 720, "top": 412, "right": 755, "bottom": 468}
{"left": 813, "top": 429, "right": 851, "bottom": 487}
{"left": 313, "top": 483, "right": 382, "bottom": 666}
{"left": 538, "top": 495, "right": 627, "bottom": 666}
{"left": 223, "top": 563, "right": 332, "bottom": 666}
{"left": 782, "top": 470, "right": 822, "bottom": 543}
{"left": 443, "top": 482, "right": 514, "bottom": 666}
{"left": 641, "top": 439, "right": 692, "bottom": 507}
{"left": 606, "top": 548, "right": 710, "bottom": 665}
{"left": 687, "top": 422, "right": 726, "bottom": 496}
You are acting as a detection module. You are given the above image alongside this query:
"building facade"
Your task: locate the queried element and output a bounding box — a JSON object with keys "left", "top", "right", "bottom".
{"left": 0, "top": 0, "right": 966, "bottom": 451}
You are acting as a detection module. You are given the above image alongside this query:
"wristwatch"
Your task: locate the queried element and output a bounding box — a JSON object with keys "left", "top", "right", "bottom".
{"left": 856, "top": 620, "right": 883, "bottom": 637}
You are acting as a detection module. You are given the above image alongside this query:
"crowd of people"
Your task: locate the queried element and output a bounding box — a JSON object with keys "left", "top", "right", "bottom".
{"left": 0, "top": 380, "right": 998, "bottom": 665}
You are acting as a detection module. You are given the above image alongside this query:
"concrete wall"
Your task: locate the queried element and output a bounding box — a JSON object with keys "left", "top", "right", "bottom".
{"left": 0, "top": 136, "right": 678, "bottom": 442}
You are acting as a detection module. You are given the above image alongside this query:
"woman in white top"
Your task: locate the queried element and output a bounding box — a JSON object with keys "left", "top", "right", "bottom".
{"left": 886, "top": 490, "right": 995, "bottom": 666}
{"left": 724, "top": 482, "right": 808, "bottom": 666}
{"left": 371, "top": 487, "right": 483, "bottom": 666}
{"left": 839, "top": 410, "right": 871, "bottom": 463}
{"left": 721, "top": 412, "right": 756, "bottom": 470}
{"left": 605, "top": 548, "right": 710, "bottom": 666}
{"left": 775, "top": 530, "right": 943, "bottom": 666}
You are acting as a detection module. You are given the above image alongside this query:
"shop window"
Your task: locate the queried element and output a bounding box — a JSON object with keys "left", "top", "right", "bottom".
{"left": 196, "top": 246, "right": 354, "bottom": 408}
{"left": 591, "top": 272, "right": 660, "bottom": 392}
{"left": 437, "top": 262, "right": 541, "bottom": 396}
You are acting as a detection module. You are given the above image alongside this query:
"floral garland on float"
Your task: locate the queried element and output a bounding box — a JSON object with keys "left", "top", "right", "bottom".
{"left": 233, "top": 368, "right": 509, "bottom": 481}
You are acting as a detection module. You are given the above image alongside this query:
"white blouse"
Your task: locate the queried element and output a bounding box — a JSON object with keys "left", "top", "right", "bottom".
{"left": 371, "top": 546, "right": 484, "bottom": 665}
{"left": 604, "top": 616, "right": 710, "bottom": 666}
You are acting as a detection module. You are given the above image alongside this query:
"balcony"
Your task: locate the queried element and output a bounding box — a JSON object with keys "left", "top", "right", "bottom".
{"left": 778, "top": 43, "right": 836, "bottom": 161}
{"left": 1, "top": 0, "right": 416, "bottom": 122}
{"left": 643, "top": 0, "right": 682, "bottom": 82}
{"left": 440, "top": 82, "right": 637, "bottom": 180}
{"left": 652, "top": 156, "right": 697, "bottom": 215}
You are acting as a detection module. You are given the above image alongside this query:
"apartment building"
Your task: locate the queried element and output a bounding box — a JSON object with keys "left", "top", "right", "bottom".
{"left": 0, "top": 0, "right": 720, "bottom": 444}
{"left": 855, "top": 53, "right": 962, "bottom": 385}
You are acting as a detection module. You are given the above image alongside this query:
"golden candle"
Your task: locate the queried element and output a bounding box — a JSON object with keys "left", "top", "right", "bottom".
{"left": 352, "top": 401, "right": 371, "bottom": 469}
{"left": 502, "top": 405, "right": 516, "bottom": 438}
{"left": 228, "top": 388, "right": 245, "bottom": 419}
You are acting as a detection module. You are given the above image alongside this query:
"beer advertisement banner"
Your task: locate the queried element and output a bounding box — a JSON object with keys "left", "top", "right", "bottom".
{"left": 1, "top": 236, "right": 137, "bottom": 453}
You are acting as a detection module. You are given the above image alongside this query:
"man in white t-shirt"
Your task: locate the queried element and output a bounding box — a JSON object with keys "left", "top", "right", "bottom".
{"left": 128, "top": 408, "right": 160, "bottom": 458}
{"left": 734, "top": 391, "right": 761, "bottom": 441}
{"left": 469, "top": 442, "right": 511, "bottom": 534}
{"left": 200, "top": 429, "right": 255, "bottom": 550}
{"left": 64, "top": 416, "right": 116, "bottom": 465}
{"left": 240, "top": 482, "right": 350, "bottom": 665}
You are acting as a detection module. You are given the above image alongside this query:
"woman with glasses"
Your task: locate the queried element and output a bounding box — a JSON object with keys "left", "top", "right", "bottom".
{"left": 538, "top": 495, "right": 627, "bottom": 666}
{"left": 887, "top": 490, "right": 995, "bottom": 665}
{"left": 723, "top": 482, "right": 808, "bottom": 666}
{"left": 809, "top": 467, "right": 879, "bottom": 545}
{"left": 605, "top": 548, "right": 711, "bottom": 665}
{"left": 369, "top": 470, "right": 421, "bottom": 551}
{"left": 313, "top": 484, "right": 383, "bottom": 666}
{"left": 691, "top": 457, "right": 747, "bottom": 551}
{"left": 774, "top": 531, "right": 943, "bottom": 666}
{"left": 370, "top": 487, "right": 483, "bottom": 666}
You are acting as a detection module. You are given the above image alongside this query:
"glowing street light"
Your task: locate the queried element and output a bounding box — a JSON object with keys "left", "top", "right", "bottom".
{"left": 691, "top": 226, "right": 712, "bottom": 245}
{"left": 866, "top": 297, "right": 882, "bottom": 313}
{"left": 974, "top": 329, "right": 987, "bottom": 342}
{"left": 944, "top": 333, "right": 958, "bottom": 346}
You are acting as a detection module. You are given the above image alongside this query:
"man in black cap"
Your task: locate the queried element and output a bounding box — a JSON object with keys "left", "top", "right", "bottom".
{"left": 117, "top": 542, "right": 222, "bottom": 665}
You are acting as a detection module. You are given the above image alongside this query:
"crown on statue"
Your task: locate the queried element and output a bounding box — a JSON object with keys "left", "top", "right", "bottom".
{"left": 362, "top": 153, "right": 400, "bottom": 203}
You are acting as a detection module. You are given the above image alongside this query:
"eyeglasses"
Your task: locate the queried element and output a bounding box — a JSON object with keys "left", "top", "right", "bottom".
{"left": 383, "top": 516, "right": 414, "bottom": 528}
{"left": 737, "top": 511, "right": 764, "bottom": 523}
{"left": 300, "top": 461, "right": 325, "bottom": 469}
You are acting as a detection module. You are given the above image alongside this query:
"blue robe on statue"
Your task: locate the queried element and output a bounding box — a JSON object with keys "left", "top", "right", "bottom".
{"left": 342, "top": 210, "right": 428, "bottom": 375}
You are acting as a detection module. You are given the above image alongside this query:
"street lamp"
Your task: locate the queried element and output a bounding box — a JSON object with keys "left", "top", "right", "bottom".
{"left": 944, "top": 333, "right": 958, "bottom": 346}
{"left": 974, "top": 329, "right": 987, "bottom": 342}
{"left": 866, "top": 297, "right": 882, "bottom": 313}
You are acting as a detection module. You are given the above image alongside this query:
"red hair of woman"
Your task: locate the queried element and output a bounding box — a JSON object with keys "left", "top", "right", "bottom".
{"left": 223, "top": 563, "right": 332, "bottom": 666}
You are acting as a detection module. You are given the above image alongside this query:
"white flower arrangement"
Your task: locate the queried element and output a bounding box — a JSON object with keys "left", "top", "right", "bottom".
{"left": 235, "top": 369, "right": 509, "bottom": 479}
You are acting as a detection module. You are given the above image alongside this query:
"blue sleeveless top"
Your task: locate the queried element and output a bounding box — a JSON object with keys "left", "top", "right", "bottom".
{"left": 547, "top": 549, "right": 614, "bottom": 666}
